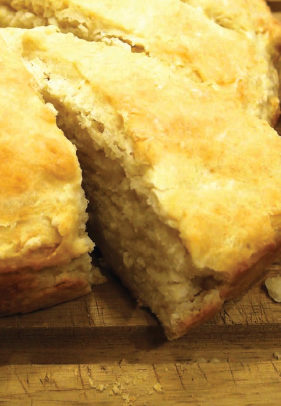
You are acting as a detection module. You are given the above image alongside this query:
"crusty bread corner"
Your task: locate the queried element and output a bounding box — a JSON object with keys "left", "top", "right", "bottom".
{"left": 4, "top": 26, "right": 281, "bottom": 338}
{"left": 0, "top": 0, "right": 280, "bottom": 124}
{"left": 0, "top": 254, "right": 93, "bottom": 316}
{"left": 0, "top": 33, "right": 94, "bottom": 315}
{"left": 173, "top": 241, "right": 281, "bottom": 339}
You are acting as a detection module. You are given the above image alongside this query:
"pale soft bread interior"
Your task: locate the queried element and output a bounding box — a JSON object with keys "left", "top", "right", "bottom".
{"left": 0, "top": 0, "right": 280, "bottom": 123}
{"left": 55, "top": 109, "right": 222, "bottom": 336}
{"left": 4, "top": 27, "right": 281, "bottom": 338}
{"left": 29, "top": 59, "right": 222, "bottom": 337}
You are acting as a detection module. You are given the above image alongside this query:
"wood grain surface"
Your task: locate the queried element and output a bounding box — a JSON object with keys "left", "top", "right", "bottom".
{"left": 1, "top": 4, "right": 281, "bottom": 406}
{"left": 1, "top": 264, "right": 281, "bottom": 406}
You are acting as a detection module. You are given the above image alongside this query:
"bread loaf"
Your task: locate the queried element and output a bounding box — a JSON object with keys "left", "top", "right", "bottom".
{"left": 3, "top": 25, "right": 281, "bottom": 338}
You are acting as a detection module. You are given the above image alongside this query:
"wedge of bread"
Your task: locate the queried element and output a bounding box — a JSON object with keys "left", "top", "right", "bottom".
{"left": 0, "top": 32, "right": 94, "bottom": 315}
{"left": 4, "top": 26, "right": 281, "bottom": 338}
{"left": 0, "top": 0, "right": 281, "bottom": 124}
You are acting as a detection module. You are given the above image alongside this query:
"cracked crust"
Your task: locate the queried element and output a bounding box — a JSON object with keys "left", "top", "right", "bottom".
{"left": 1, "top": 1, "right": 281, "bottom": 337}
{"left": 170, "top": 241, "right": 281, "bottom": 339}
{"left": 0, "top": 34, "right": 94, "bottom": 314}
{"left": 3, "top": 26, "right": 281, "bottom": 338}
{"left": 0, "top": 0, "right": 280, "bottom": 123}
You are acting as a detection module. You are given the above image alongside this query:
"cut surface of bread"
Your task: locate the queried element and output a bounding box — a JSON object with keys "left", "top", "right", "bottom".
{"left": 0, "top": 33, "right": 94, "bottom": 315}
{"left": 0, "top": 0, "right": 280, "bottom": 123}
{"left": 4, "top": 26, "right": 281, "bottom": 338}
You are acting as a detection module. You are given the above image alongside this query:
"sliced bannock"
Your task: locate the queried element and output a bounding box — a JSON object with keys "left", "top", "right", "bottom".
{"left": 3, "top": 27, "right": 281, "bottom": 338}
{"left": 0, "top": 32, "right": 94, "bottom": 315}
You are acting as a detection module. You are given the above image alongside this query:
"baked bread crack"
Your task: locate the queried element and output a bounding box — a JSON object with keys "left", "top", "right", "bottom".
{"left": 1, "top": 0, "right": 281, "bottom": 338}
{"left": 0, "top": 0, "right": 281, "bottom": 123}
{"left": 2, "top": 24, "right": 281, "bottom": 338}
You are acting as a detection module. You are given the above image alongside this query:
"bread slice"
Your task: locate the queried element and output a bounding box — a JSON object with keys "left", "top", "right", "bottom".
{"left": 0, "top": 32, "right": 94, "bottom": 315}
{"left": 4, "top": 26, "right": 281, "bottom": 338}
{"left": 0, "top": 0, "right": 280, "bottom": 124}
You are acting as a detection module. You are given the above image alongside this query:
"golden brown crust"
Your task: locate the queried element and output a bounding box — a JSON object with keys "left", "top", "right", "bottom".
{"left": 168, "top": 300, "right": 223, "bottom": 340}
{"left": 0, "top": 255, "right": 92, "bottom": 316}
{"left": 1, "top": 0, "right": 281, "bottom": 335}
{"left": 12, "top": 27, "right": 281, "bottom": 275}
{"left": 220, "top": 242, "right": 281, "bottom": 301}
{"left": 0, "top": 35, "right": 92, "bottom": 272}
{"left": 0, "top": 34, "right": 94, "bottom": 315}
{"left": 0, "top": 0, "right": 280, "bottom": 123}
{"left": 3, "top": 25, "right": 281, "bottom": 337}
{"left": 168, "top": 241, "right": 281, "bottom": 339}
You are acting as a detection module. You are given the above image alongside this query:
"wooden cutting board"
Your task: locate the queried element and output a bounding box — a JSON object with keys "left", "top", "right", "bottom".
{"left": 1, "top": 3, "right": 281, "bottom": 405}
{"left": 1, "top": 267, "right": 281, "bottom": 406}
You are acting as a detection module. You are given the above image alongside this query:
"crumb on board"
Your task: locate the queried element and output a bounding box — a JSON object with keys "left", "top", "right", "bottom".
{"left": 153, "top": 383, "right": 163, "bottom": 393}
{"left": 112, "top": 383, "right": 122, "bottom": 395}
{"left": 83, "top": 363, "right": 166, "bottom": 404}
{"left": 88, "top": 376, "right": 95, "bottom": 388}
{"left": 273, "top": 352, "right": 281, "bottom": 360}
{"left": 97, "top": 384, "right": 106, "bottom": 392}
{"left": 210, "top": 358, "right": 220, "bottom": 363}
{"left": 91, "top": 266, "right": 108, "bottom": 285}
{"left": 197, "top": 358, "right": 207, "bottom": 363}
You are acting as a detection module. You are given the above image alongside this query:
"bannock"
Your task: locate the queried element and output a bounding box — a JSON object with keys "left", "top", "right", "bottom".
{"left": 0, "top": 32, "right": 94, "bottom": 315}
{"left": 3, "top": 26, "right": 281, "bottom": 338}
